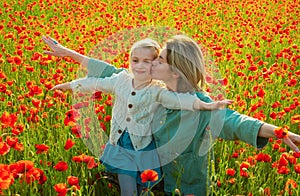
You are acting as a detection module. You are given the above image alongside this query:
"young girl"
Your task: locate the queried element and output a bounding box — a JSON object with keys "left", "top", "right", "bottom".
{"left": 49, "top": 38, "right": 232, "bottom": 196}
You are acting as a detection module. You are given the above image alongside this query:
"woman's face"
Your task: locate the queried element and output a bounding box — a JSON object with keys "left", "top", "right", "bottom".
{"left": 151, "top": 48, "right": 174, "bottom": 83}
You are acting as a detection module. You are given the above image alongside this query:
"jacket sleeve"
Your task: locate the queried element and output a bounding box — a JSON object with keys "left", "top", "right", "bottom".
{"left": 219, "top": 109, "right": 268, "bottom": 149}
{"left": 87, "top": 58, "right": 126, "bottom": 78}
{"left": 195, "top": 92, "right": 268, "bottom": 149}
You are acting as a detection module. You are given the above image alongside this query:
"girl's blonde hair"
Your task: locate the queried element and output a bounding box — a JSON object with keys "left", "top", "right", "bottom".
{"left": 166, "top": 35, "right": 206, "bottom": 93}
{"left": 130, "top": 38, "right": 160, "bottom": 60}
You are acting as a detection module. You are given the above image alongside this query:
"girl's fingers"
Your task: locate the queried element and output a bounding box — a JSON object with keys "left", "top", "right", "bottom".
{"left": 42, "top": 35, "right": 58, "bottom": 47}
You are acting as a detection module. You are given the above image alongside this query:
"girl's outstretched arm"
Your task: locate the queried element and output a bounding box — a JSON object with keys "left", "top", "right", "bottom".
{"left": 193, "top": 99, "right": 233, "bottom": 110}
{"left": 51, "top": 82, "right": 71, "bottom": 92}
{"left": 42, "top": 36, "right": 89, "bottom": 68}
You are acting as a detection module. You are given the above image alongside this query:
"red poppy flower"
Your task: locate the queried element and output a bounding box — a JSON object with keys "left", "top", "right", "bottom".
{"left": 0, "top": 165, "right": 14, "bottom": 190}
{"left": 226, "top": 168, "right": 236, "bottom": 176}
{"left": 64, "top": 139, "right": 75, "bottom": 150}
{"left": 228, "top": 178, "right": 236, "bottom": 184}
{"left": 274, "top": 127, "right": 288, "bottom": 139}
{"left": 53, "top": 161, "right": 68, "bottom": 172}
{"left": 72, "top": 154, "right": 86, "bottom": 163}
{"left": 294, "top": 163, "right": 300, "bottom": 174}
{"left": 218, "top": 78, "right": 228, "bottom": 86}
{"left": 285, "top": 179, "right": 297, "bottom": 195}
{"left": 257, "top": 88, "right": 265, "bottom": 98}
{"left": 13, "top": 56, "right": 22, "bottom": 65}
{"left": 35, "top": 144, "right": 49, "bottom": 154}
{"left": 6, "top": 136, "right": 18, "bottom": 147}
{"left": 239, "top": 161, "right": 250, "bottom": 178}
{"left": 248, "top": 65, "right": 258, "bottom": 71}
{"left": 13, "top": 142, "right": 24, "bottom": 151}
{"left": 140, "top": 169, "right": 158, "bottom": 183}
{"left": 54, "top": 183, "right": 68, "bottom": 196}
{"left": 31, "top": 98, "right": 41, "bottom": 108}
{"left": 23, "top": 167, "right": 44, "bottom": 184}
{"left": 67, "top": 176, "right": 79, "bottom": 186}
{"left": 293, "top": 151, "right": 300, "bottom": 158}
{"left": 0, "top": 112, "right": 17, "bottom": 128}
{"left": 91, "top": 91, "right": 102, "bottom": 100}
{"left": 277, "top": 166, "right": 290, "bottom": 174}
{"left": 278, "top": 155, "right": 289, "bottom": 167}
{"left": 0, "top": 84, "right": 6, "bottom": 93}
{"left": 64, "top": 109, "right": 80, "bottom": 126}
{"left": 255, "top": 153, "right": 272, "bottom": 162}
{"left": 0, "top": 142, "right": 10, "bottom": 156}
{"left": 9, "top": 160, "right": 35, "bottom": 176}
{"left": 269, "top": 112, "right": 277, "bottom": 120}
{"left": 104, "top": 115, "right": 111, "bottom": 122}
{"left": 29, "top": 85, "right": 43, "bottom": 96}
{"left": 287, "top": 78, "right": 297, "bottom": 87}
{"left": 86, "top": 157, "right": 98, "bottom": 169}
{"left": 71, "top": 125, "right": 82, "bottom": 138}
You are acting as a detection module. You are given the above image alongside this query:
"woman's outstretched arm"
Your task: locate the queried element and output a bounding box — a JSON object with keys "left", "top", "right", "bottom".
{"left": 258, "top": 123, "right": 300, "bottom": 152}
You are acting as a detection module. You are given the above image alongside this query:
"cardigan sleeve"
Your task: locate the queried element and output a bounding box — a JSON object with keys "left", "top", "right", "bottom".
{"left": 70, "top": 71, "right": 126, "bottom": 94}
{"left": 87, "top": 58, "right": 125, "bottom": 78}
{"left": 155, "top": 88, "right": 197, "bottom": 111}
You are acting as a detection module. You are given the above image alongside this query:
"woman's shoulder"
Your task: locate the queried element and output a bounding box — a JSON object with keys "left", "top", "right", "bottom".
{"left": 195, "top": 91, "right": 213, "bottom": 102}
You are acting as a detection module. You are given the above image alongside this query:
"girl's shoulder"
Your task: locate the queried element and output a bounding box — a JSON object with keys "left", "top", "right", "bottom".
{"left": 113, "top": 70, "right": 132, "bottom": 79}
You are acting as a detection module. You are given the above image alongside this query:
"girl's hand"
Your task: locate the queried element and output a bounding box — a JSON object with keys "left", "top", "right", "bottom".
{"left": 51, "top": 83, "right": 72, "bottom": 92}
{"left": 214, "top": 99, "right": 233, "bottom": 109}
{"left": 42, "top": 36, "right": 71, "bottom": 57}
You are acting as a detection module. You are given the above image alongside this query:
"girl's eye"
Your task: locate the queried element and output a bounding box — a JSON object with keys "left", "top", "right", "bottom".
{"left": 133, "top": 59, "right": 138, "bottom": 62}
{"left": 145, "top": 61, "right": 152, "bottom": 64}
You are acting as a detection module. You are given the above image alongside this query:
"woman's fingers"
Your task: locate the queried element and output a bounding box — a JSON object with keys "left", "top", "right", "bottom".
{"left": 283, "top": 137, "right": 299, "bottom": 152}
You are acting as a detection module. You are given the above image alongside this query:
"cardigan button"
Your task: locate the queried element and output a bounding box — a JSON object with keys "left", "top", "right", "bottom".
{"left": 118, "top": 129, "right": 122, "bottom": 134}
{"left": 126, "top": 117, "right": 131, "bottom": 122}
{"left": 131, "top": 91, "right": 136, "bottom": 96}
{"left": 128, "top": 104, "right": 133, "bottom": 108}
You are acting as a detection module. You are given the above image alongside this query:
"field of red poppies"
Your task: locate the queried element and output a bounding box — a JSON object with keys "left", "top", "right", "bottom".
{"left": 0, "top": 0, "right": 299, "bottom": 195}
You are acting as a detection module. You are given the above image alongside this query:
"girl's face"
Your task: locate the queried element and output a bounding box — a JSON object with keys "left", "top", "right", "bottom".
{"left": 151, "top": 48, "right": 174, "bottom": 83}
{"left": 130, "top": 48, "right": 155, "bottom": 82}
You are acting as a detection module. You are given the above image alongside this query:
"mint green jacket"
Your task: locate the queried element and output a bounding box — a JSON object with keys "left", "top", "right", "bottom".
{"left": 86, "top": 58, "right": 269, "bottom": 195}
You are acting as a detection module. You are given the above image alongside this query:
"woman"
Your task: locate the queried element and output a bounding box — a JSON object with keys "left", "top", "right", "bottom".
{"left": 42, "top": 35, "right": 300, "bottom": 195}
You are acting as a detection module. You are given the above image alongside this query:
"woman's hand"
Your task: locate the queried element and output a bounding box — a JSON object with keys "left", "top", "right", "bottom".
{"left": 283, "top": 132, "right": 300, "bottom": 152}
{"left": 258, "top": 123, "right": 300, "bottom": 152}
{"left": 51, "top": 82, "right": 72, "bottom": 92}
{"left": 42, "top": 36, "right": 71, "bottom": 57}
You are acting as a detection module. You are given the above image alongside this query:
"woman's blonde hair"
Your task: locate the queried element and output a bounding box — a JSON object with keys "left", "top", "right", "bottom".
{"left": 130, "top": 38, "right": 160, "bottom": 60}
{"left": 166, "top": 35, "right": 206, "bottom": 93}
